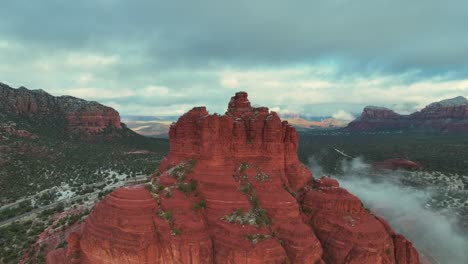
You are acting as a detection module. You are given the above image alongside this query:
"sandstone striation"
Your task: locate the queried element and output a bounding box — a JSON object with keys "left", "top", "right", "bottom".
{"left": 48, "top": 92, "right": 420, "bottom": 264}
{"left": 347, "top": 96, "right": 468, "bottom": 132}
{"left": 302, "top": 177, "right": 418, "bottom": 264}
{"left": 65, "top": 103, "right": 122, "bottom": 134}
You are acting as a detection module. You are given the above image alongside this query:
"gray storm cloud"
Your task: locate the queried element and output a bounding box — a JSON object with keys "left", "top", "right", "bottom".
{"left": 1, "top": 0, "right": 468, "bottom": 116}
{"left": 2, "top": 0, "right": 468, "bottom": 74}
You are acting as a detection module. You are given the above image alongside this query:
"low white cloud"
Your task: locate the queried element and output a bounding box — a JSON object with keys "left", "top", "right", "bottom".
{"left": 78, "top": 73, "right": 94, "bottom": 84}
{"left": 269, "top": 106, "right": 281, "bottom": 112}
{"left": 66, "top": 87, "right": 135, "bottom": 99}
{"left": 1, "top": 36, "right": 468, "bottom": 117}
{"left": 0, "top": 1, "right": 468, "bottom": 118}
{"left": 65, "top": 53, "right": 119, "bottom": 68}
{"left": 220, "top": 75, "right": 240, "bottom": 88}
{"left": 0, "top": 40, "right": 10, "bottom": 49}
{"left": 144, "top": 85, "right": 170, "bottom": 95}
{"left": 107, "top": 102, "right": 193, "bottom": 116}
{"left": 219, "top": 67, "right": 468, "bottom": 116}
{"left": 309, "top": 157, "right": 468, "bottom": 264}
{"left": 332, "top": 110, "right": 355, "bottom": 121}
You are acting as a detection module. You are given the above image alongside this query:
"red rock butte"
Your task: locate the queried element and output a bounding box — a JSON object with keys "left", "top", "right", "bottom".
{"left": 47, "top": 92, "right": 420, "bottom": 264}
{"left": 347, "top": 96, "right": 468, "bottom": 132}
{"left": 65, "top": 104, "right": 122, "bottom": 134}
{"left": 0, "top": 83, "right": 123, "bottom": 136}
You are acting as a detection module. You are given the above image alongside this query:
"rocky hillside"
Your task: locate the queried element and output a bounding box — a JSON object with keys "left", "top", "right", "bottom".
{"left": 0, "top": 82, "right": 135, "bottom": 140}
{"left": 0, "top": 83, "right": 169, "bottom": 264}
{"left": 47, "top": 92, "right": 419, "bottom": 264}
{"left": 347, "top": 96, "right": 468, "bottom": 132}
{"left": 0, "top": 82, "right": 169, "bottom": 201}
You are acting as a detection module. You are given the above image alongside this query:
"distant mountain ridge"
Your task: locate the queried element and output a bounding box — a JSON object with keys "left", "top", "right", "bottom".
{"left": 124, "top": 113, "right": 350, "bottom": 138}
{"left": 0, "top": 82, "right": 138, "bottom": 140}
{"left": 278, "top": 113, "right": 350, "bottom": 130}
{"left": 347, "top": 96, "right": 468, "bottom": 132}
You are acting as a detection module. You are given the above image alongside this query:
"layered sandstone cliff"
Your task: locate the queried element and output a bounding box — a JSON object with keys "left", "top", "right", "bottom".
{"left": 302, "top": 177, "right": 419, "bottom": 264}
{"left": 0, "top": 82, "right": 122, "bottom": 136}
{"left": 47, "top": 92, "right": 420, "bottom": 264}
{"left": 347, "top": 96, "right": 468, "bottom": 132}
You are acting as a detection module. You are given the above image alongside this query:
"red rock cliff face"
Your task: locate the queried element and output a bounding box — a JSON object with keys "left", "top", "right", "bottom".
{"left": 48, "top": 92, "right": 420, "bottom": 264}
{"left": 164, "top": 92, "right": 310, "bottom": 190}
{"left": 0, "top": 82, "right": 123, "bottom": 136}
{"left": 347, "top": 106, "right": 411, "bottom": 131}
{"left": 65, "top": 104, "right": 122, "bottom": 134}
{"left": 302, "top": 177, "right": 419, "bottom": 264}
{"left": 360, "top": 107, "right": 401, "bottom": 120}
{"left": 347, "top": 96, "right": 468, "bottom": 132}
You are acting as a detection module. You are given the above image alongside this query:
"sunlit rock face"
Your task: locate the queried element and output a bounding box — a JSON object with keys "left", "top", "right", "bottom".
{"left": 47, "top": 92, "right": 420, "bottom": 264}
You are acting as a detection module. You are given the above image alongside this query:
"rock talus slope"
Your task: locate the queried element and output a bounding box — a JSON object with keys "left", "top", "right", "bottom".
{"left": 47, "top": 92, "right": 420, "bottom": 264}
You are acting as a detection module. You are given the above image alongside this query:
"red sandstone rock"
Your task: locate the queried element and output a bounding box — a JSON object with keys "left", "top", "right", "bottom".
{"left": 0, "top": 82, "right": 123, "bottom": 137}
{"left": 361, "top": 106, "right": 401, "bottom": 120}
{"left": 48, "top": 92, "right": 420, "bottom": 264}
{"left": 22, "top": 208, "right": 84, "bottom": 264}
{"left": 16, "top": 129, "right": 39, "bottom": 139}
{"left": 75, "top": 185, "right": 213, "bottom": 264}
{"left": 412, "top": 96, "right": 468, "bottom": 120}
{"left": 1, "top": 125, "right": 39, "bottom": 139}
{"left": 347, "top": 106, "right": 410, "bottom": 131}
{"left": 393, "top": 234, "right": 420, "bottom": 264}
{"left": 347, "top": 96, "right": 468, "bottom": 132}
{"left": 65, "top": 105, "right": 122, "bottom": 134}
{"left": 302, "top": 177, "right": 419, "bottom": 264}
{"left": 46, "top": 249, "right": 67, "bottom": 264}
{"left": 313, "top": 176, "right": 340, "bottom": 188}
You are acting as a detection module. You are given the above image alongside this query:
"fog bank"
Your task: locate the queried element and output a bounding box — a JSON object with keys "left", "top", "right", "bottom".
{"left": 309, "top": 157, "right": 468, "bottom": 264}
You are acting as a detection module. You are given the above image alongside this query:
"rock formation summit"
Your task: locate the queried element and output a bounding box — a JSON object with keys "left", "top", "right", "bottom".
{"left": 47, "top": 92, "right": 420, "bottom": 264}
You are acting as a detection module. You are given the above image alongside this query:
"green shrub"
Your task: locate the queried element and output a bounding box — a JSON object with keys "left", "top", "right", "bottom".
{"left": 145, "top": 183, "right": 154, "bottom": 192}
{"left": 160, "top": 211, "right": 173, "bottom": 221}
{"left": 240, "top": 183, "right": 253, "bottom": 194}
{"left": 171, "top": 227, "right": 182, "bottom": 236}
{"left": 239, "top": 162, "right": 249, "bottom": 172}
{"left": 177, "top": 179, "right": 197, "bottom": 195}
{"left": 245, "top": 233, "right": 270, "bottom": 244}
{"left": 192, "top": 200, "right": 207, "bottom": 211}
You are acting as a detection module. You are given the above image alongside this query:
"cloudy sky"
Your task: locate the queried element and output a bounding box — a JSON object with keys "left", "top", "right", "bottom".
{"left": 1, "top": 0, "right": 467, "bottom": 118}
